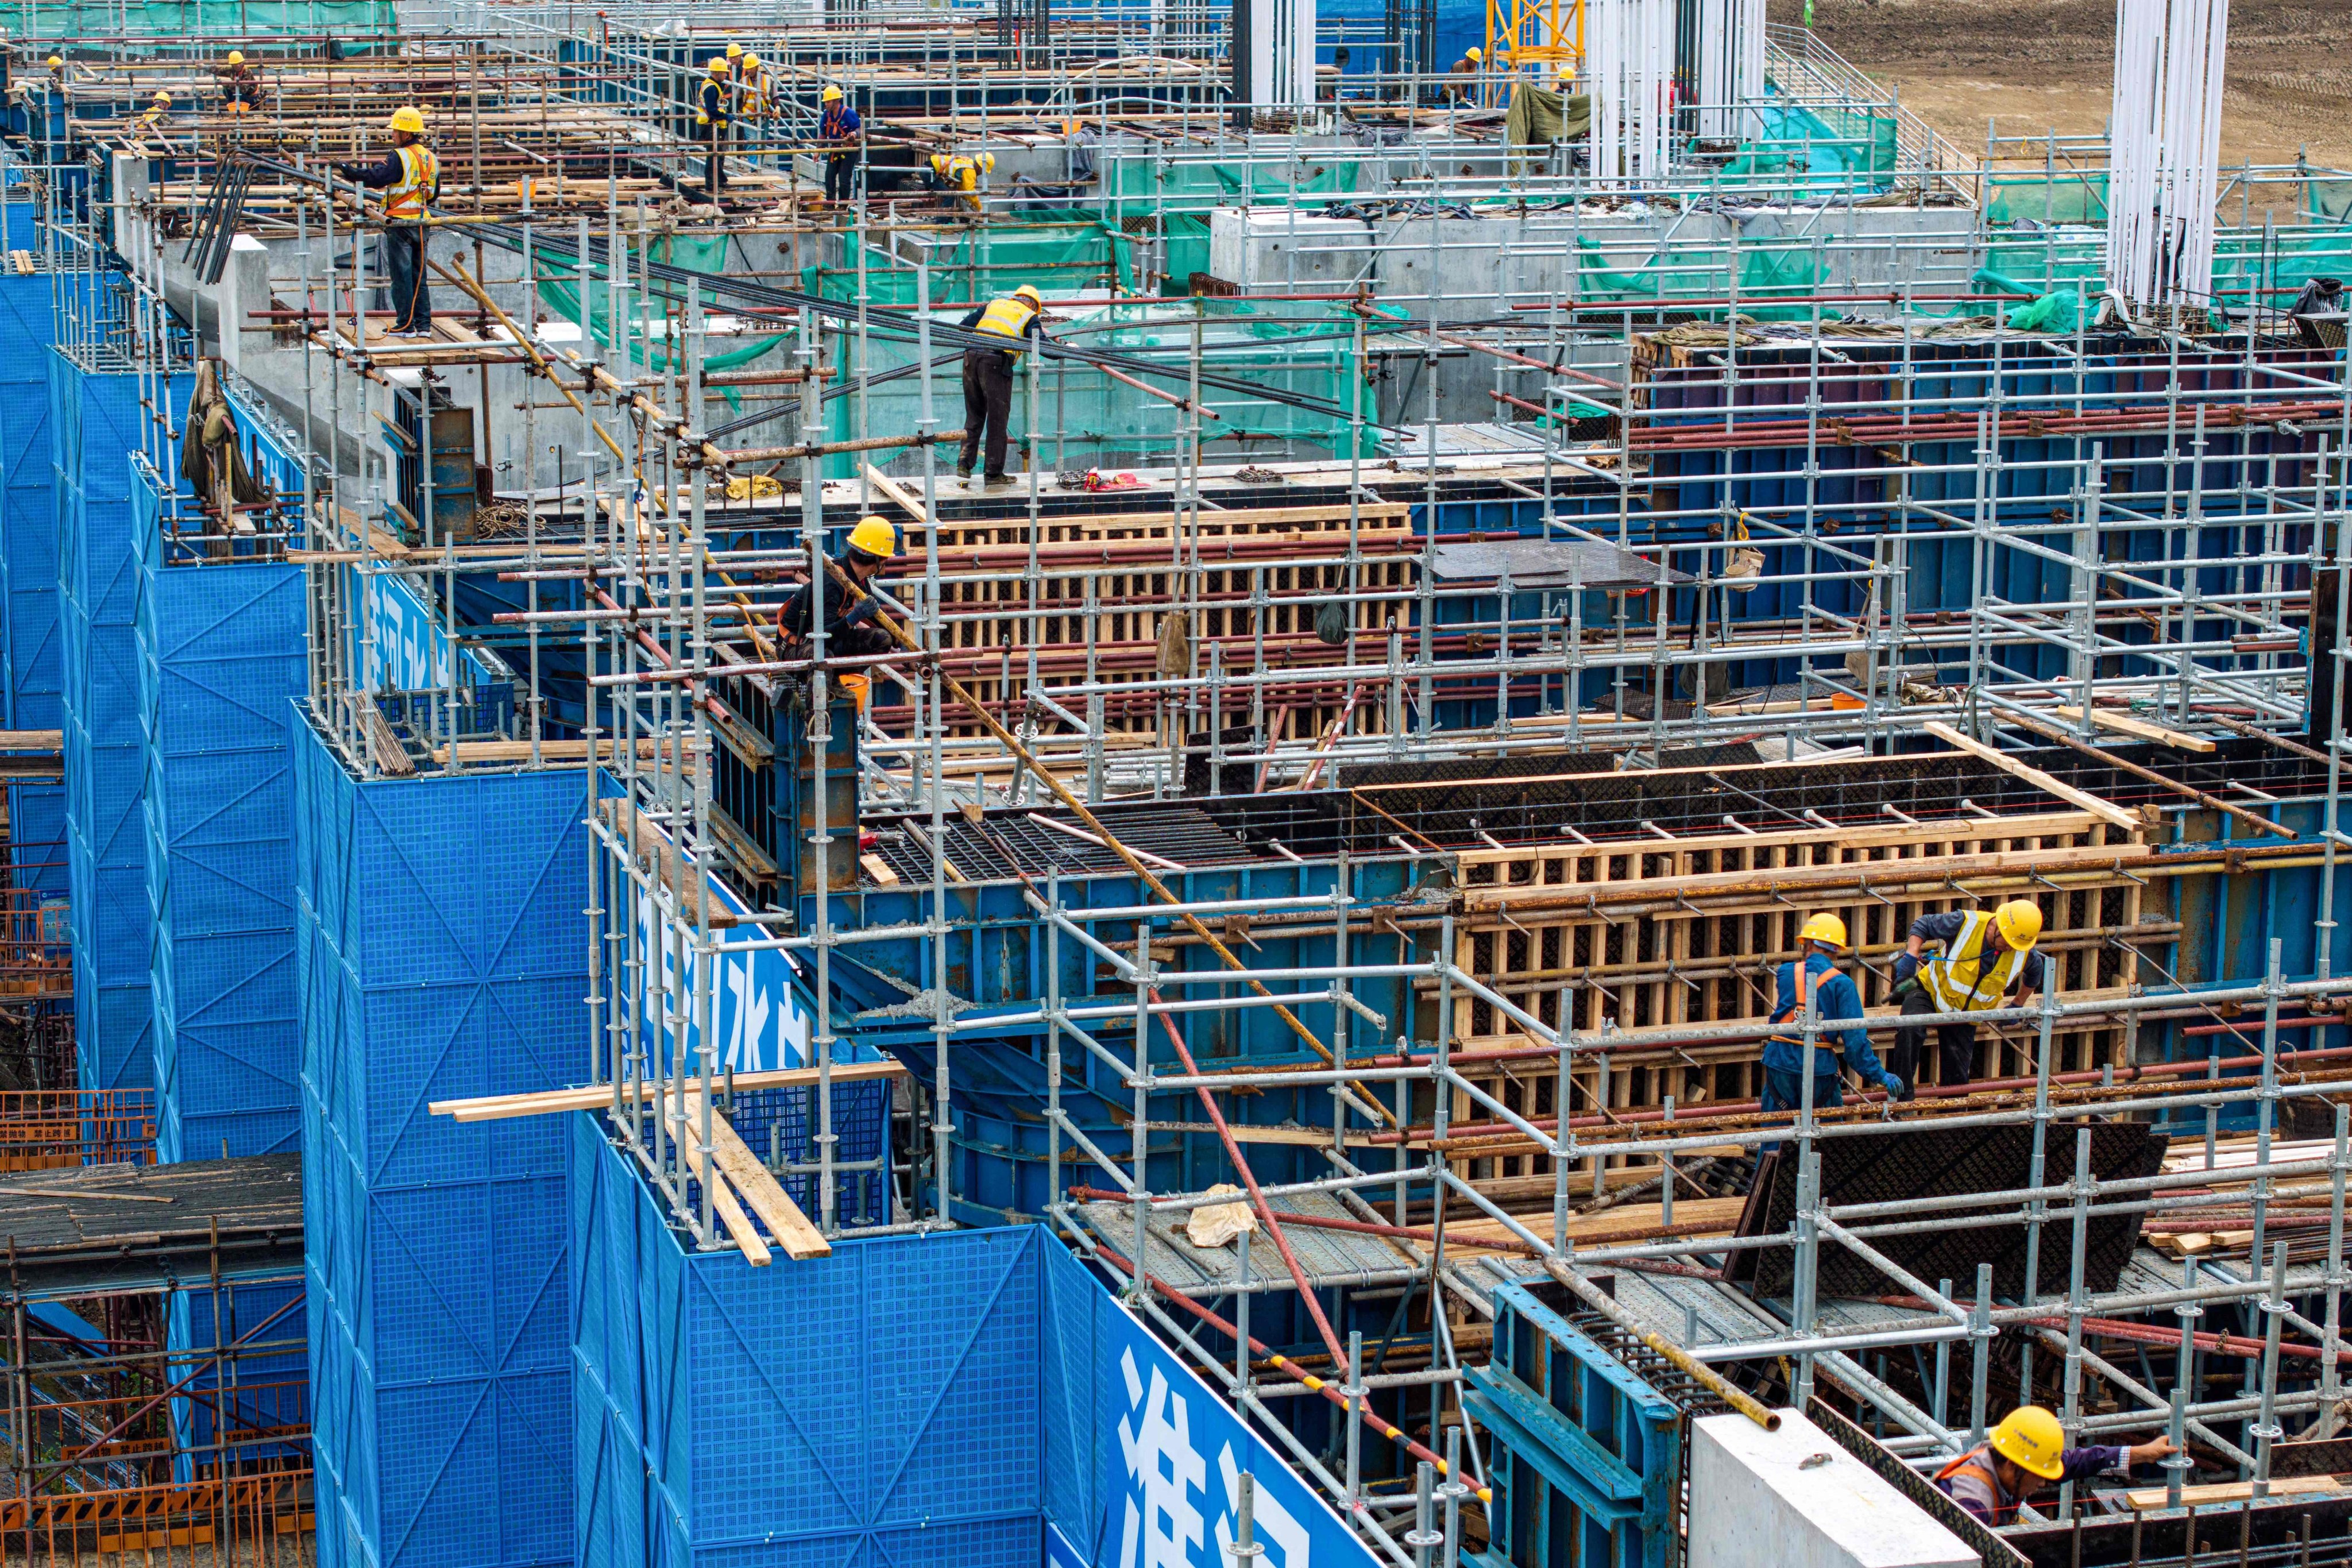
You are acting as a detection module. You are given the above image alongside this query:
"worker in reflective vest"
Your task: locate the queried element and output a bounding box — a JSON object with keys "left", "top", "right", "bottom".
{"left": 696, "top": 57, "right": 731, "bottom": 197}
{"left": 1755, "top": 913, "right": 1905, "bottom": 1160}
{"left": 928, "top": 150, "right": 994, "bottom": 213}
{"left": 956, "top": 285, "right": 1046, "bottom": 485}
{"left": 1891, "top": 899, "right": 2045, "bottom": 1093}
{"left": 333, "top": 106, "right": 438, "bottom": 338}
{"left": 1936, "top": 1406, "right": 2174, "bottom": 1526}
{"left": 819, "top": 86, "right": 861, "bottom": 205}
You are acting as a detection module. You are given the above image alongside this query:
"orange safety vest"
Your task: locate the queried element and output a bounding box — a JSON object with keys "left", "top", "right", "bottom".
{"left": 385, "top": 143, "right": 438, "bottom": 222}
{"left": 1767, "top": 961, "right": 1837, "bottom": 1069}
{"left": 1933, "top": 1448, "right": 2018, "bottom": 1526}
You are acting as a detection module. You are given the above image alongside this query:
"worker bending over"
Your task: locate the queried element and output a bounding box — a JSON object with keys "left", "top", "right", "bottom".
{"left": 1756, "top": 913, "right": 1905, "bottom": 1153}
{"left": 819, "top": 85, "right": 860, "bottom": 205}
{"left": 957, "top": 284, "right": 1046, "bottom": 485}
{"left": 777, "top": 516, "right": 900, "bottom": 665}
{"left": 1443, "top": 45, "right": 1483, "bottom": 102}
{"left": 696, "top": 57, "right": 731, "bottom": 198}
{"left": 1937, "top": 1407, "right": 2175, "bottom": 1525}
{"left": 333, "top": 107, "right": 439, "bottom": 338}
{"left": 1891, "top": 899, "right": 2044, "bottom": 1092}
{"left": 928, "top": 150, "right": 992, "bottom": 213}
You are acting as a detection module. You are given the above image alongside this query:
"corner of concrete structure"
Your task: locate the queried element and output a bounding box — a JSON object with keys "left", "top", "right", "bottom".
{"left": 1687, "top": 1408, "right": 1972, "bottom": 1568}
{"left": 217, "top": 234, "right": 271, "bottom": 374}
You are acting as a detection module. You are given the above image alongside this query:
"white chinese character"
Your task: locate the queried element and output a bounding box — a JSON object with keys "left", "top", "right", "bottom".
{"left": 1120, "top": 1347, "right": 1208, "bottom": 1568}
{"left": 1214, "top": 1443, "right": 1310, "bottom": 1568}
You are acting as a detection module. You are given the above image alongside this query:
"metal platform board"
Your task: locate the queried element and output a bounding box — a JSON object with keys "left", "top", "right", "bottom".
{"left": 0, "top": 1152, "right": 301, "bottom": 1299}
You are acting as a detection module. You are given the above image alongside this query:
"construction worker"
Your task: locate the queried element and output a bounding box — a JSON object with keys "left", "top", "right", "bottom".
{"left": 928, "top": 149, "right": 993, "bottom": 213}
{"left": 739, "top": 52, "right": 768, "bottom": 120}
{"left": 44, "top": 56, "right": 64, "bottom": 94}
{"left": 1444, "top": 45, "right": 1483, "bottom": 103}
{"left": 1756, "top": 913, "right": 1906, "bottom": 1154}
{"left": 216, "top": 49, "right": 258, "bottom": 113}
{"left": 137, "top": 87, "right": 171, "bottom": 133}
{"left": 818, "top": 85, "right": 860, "bottom": 205}
{"left": 332, "top": 106, "right": 439, "bottom": 338}
{"left": 1936, "top": 1406, "right": 2176, "bottom": 1526}
{"left": 696, "top": 57, "right": 731, "bottom": 198}
{"left": 1891, "top": 899, "right": 2045, "bottom": 1092}
{"left": 957, "top": 283, "right": 1046, "bottom": 485}
{"left": 777, "top": 516, "right": 899, "bottom": 662}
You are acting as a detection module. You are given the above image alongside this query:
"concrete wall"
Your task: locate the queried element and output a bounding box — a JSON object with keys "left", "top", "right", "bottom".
{"left": 1687, "top": 1408, "right": 1973, "bottom": 1568}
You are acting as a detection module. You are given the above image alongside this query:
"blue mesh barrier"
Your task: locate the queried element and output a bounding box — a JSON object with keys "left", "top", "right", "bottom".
{"left": 570, "top": 1118, "right": 1380, "bottom": 1568}
{"left": 0, "top": 275, "right": 62, "bottom": 898}
{"left": 137, "top": 462, "right": 305, "bottom": 1161}
{"left": 295, "top": 714, "right": 586, "bottom": 1568}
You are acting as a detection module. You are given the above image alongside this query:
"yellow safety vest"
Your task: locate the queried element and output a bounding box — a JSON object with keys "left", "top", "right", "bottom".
{"left": 930, "top": 153, "right": 978, "bottom": 190}
{"left": 975, "top": 295, "right": 1038, "bottom": 353}
{"left": 386, "top": 143, "right": 438, "bottom": 221}
{"left": 1919, "top": 909, "right": 2027, "bottom": 1014}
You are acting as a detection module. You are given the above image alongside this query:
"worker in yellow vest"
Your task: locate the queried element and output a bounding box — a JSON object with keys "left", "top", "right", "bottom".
{"left": 334, "top": 106, "right": 439, "bottom": 337}
{"left": 928, "top": 150, "right": 993, "bottom": 214}
{"left": 956, "top": 284, "right": 1047, "bottom": 484}
{"left": 1890, "top": 899, "right": 2045, "bottom": 1091}
{"left": 696, "top": 56, "right": 732, "bottom": 198}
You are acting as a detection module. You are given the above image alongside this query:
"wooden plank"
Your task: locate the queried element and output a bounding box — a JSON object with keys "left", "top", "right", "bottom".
{"left": 864, "top": 464, "right": 932, "bottom": 528}
{"left": 2125, "top": 1477, "right": 2339, "bottom": 1510}
{"left": 1920, "top": 722, "right": 2141, "bottom": 831}
{"left": 685, "top": 1092, "right": 831, "bottom": 1260}
{"left": 0, "top": 731, "right": 63, "bottom": 752}
{"left": 428, "top": 1059, "right": 907, "bottom": 1122}
{"left": 671, "top": 1120, "right": 774, "bottom": 1266}
{"left": 362, "top": 705, "right": 417, "bottom": 778}
{"left": 2051, "top": 704, "right": 2216, "bottom": 753}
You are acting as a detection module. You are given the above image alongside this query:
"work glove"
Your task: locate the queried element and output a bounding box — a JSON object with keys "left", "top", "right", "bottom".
{"left": 1893, "top": 1076, "right": 1917, "bottom": 1103}
{"left": 1891, "top": 952, "right": 1919, "bottom": 990}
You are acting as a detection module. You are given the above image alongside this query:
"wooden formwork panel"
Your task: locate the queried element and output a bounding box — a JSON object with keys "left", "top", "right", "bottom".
{"left": 1443, "top": 810, "right": 2149, "bottom": 1180}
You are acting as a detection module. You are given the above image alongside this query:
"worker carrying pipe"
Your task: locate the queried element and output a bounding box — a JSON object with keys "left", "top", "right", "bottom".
{"left": 777, "top": 516, "right": 900, "bottom": 709}
{"left": 1936, "top": 1406, "right": 2176, "bottom": 1525}
{"left": 956, "top": 284, "right": 1048, "bottom": 486}
{"left": 1890, "top": 899, "right": 2045, "bottom": 1092}
{"left": 333, "top": 106, "right": 438, "bottom": 338}
{"left": 1756, "top": 913, "right": 1907, "bottom": 1157}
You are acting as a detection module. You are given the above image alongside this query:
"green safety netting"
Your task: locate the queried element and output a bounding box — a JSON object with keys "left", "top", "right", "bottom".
{"left": 806, "top": 224, "right": 1133, "bottom": 306}
{"left": 2308, "top": 180, "right": 2352, "bottom": 222}
{"left": 3, "top": 0, "right": 391, "bottom": 30}
{"left": 1984, "top": 171, "right": 2108, "bottom": 226}
{"left": 820, "top": 296, "right": 1379, "bottom": 474}
{"left": 1103, "top": 154, "right": 1362, "bottom": 217}
{"left": 1972, "top": 223, "right": 2352, "bottom": 313}
{"left": 535, "top": 231, "right": 791, "bottom": 396}
{"left": 1573, "top": 233, "right": 1826, "bottom": 319}
{"left": 1706, "top": 95, "right": 1897, "bottom": 193}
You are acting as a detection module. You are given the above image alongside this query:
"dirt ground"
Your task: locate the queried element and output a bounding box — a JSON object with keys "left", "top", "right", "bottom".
{"left": 1771, "top": 0, "right": 2352, "bottom": 177}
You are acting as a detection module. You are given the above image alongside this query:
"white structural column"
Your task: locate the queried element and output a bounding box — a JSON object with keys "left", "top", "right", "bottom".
{"left": 1586, "top": 0, "right": 1674, "bottom": 182}
{"left": 1694, "top": 0, "right": 1766, "bottom": 138}
{"left": 2107, "top": 0, "right": 2229, "bottom": 310}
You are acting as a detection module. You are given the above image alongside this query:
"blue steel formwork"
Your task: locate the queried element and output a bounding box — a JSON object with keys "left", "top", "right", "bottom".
{"left": 136, "top": 462, "right": 307, "bottom": 1163}
{"left": 569, "top": 1113, "right": 1380, "bottom": 1568}
{"left": 0, "top": 272, "right": 64, "bottom": 902}
{"left": 296, "top": 716, "right": 589, "bottom": 1568}
{"left": 56, "top": 350, "right": 167, "bottom": 1092}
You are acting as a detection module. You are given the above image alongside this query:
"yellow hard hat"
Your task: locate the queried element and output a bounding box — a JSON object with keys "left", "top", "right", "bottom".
{"left": 1988, "top": 1406, "right": 2067, "bottom": 1481}
{"left": 1993, "top": 899, "right": 2044, "bottom": 949}
{"left": 1465, "top": 46, "right": 1482, "bottom": 61}
{"left": 708, "top": 57, "right": 728, "bottom": 73}
{"left": 44, "top": 55, "right": 60, "bottom": 68}
{"left": 1012, "top": 283, "right": 1042, "bottom": 305}
{"left": 977, "top": 152, "right": 995, "bottom": 172}
{"left": 152, "top": 88, "right": 170, "bottom": 104}
{"left": 821, "top": 85, "right": 843, "bottom": 101}
{"left": 1797, "top": 912, "right": 1847, "bottom": 949}
{"left": 388, "top": 105, "right": 424, "bottom": 134}
{"left": 226, "top": 50, "right": 244, "bottom": 65}
{"left": 743, "top": 52, "right": 759, "bottom": 68}
{"left": 725, "top": 41, "right": 743, "bottom": 56}
{"left": 847, "top": 515, "right": 898, "bottom": 559}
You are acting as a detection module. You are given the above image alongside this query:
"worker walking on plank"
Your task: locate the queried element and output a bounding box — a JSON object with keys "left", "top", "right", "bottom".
{"left": 1891, "top": 899, "right": 2045, "bottom": 1092}
{"left": 333, "top": 106, "right": 439, "bottom": 338}
{"left": 1755, "top": 913, "right": 1907, "bottom": 1156}
{"left": 1936, "top": 1406, "right": 2176, "bottom": 1525}
{"left": 956, "top": 284, "right": 1047, "bottom": 486}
